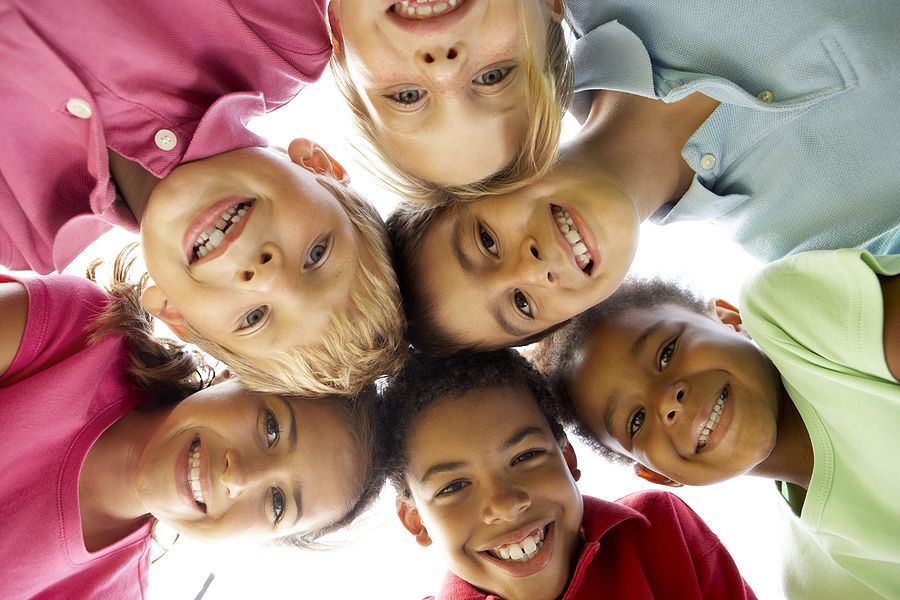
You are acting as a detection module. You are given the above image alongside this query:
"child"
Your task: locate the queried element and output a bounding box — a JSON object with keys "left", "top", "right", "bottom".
{"left": 0, "top": 267, "right": 381, "bottom": 599}
{"left": 380, "top": 348, "right": 756, "bottom": 599}
{"left": 0, "top": 1, "right": 404, "bottom": 395}
{"left": 326, "top": 0, "right": 573, "bottom": 202}
{"left": 537, "top": 249, "right": 900, "bottom": 598}
{"left": 385, "top": 0, "right": 900, "bottom": 353}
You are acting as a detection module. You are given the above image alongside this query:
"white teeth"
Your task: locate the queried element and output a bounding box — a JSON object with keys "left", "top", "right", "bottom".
{"left": 697, "top": 388, "right": 728, "bottom": 450}
{"left": 490, "top": 527, "right": 546, "bottom": 562}
{"left": 188, "top": 440, "right": 206, "bottom": 506}
{"left": 523, "top": 537, "right": 537, "bottom": 554}
{"left": 564, "top": 229, "right": 581, "bottom": 245}
{"left": 552, "top": 205, "right": 595, "bottom": 273}
{"left": 498, "top": 547, "right": 510, "bottom": 560}
{"left": 572, "top": 242, "right": 588, "bottom": 256}
{"left": 208, "top": 229, "right": 225, "bottom": 246}
{"left": 509, "top": 545, "right": 524, "bottom": 560}
{"left": 433, "top": 2, "right": 448, "bottom": 13}
{"left": 392, "top": 0, "right": 461, "bottom": 18}
{"left": 192, "top": 201, "right": 251, "bottom": 260}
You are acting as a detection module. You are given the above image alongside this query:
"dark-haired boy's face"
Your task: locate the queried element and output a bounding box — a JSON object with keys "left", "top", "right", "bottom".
{"left": 398, "top": 387, "right": 582, "bottom": 600}
{"left": 566, "top": 303, "right": 784, "bottom": 486}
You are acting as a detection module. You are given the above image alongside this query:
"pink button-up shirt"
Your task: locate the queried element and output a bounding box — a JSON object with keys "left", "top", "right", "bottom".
{"left": 0, "top": 0, "right": 331, "bottom": 272}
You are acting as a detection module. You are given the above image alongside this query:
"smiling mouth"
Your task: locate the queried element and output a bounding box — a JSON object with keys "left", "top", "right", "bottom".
{"left": 191, "top": 200, "right": 253, "bottom": 263}
{"left": 697, "top": 387, "right": 728, "bottom": 451}
{"left": 552, "top": 205, "right": 595, "bottom": 274}
{"left": 391, "top": 0, "right": 463, "bottom": 18}
{"left": 486, "top": 525, "right": 548, "bottom": 562}
{"left": 188, "top": 437, "right": 207, "bottom": 513}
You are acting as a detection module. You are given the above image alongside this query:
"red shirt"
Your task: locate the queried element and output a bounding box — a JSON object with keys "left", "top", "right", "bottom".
{"left": 431, "top": 492, "right": 756, "bottom": 600}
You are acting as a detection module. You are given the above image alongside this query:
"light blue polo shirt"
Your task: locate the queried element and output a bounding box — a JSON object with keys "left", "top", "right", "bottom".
{"left": 566, "top": 1, "right": 900, "bottom": 262}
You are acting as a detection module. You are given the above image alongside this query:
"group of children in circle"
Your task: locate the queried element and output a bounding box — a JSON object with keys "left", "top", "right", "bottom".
{"left": 1, "top": 0, "right": 898, "bottom": 598}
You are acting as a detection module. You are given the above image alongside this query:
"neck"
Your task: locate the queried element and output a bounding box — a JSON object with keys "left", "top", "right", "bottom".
{"left": 79, "top": 406, "right": 169, "bottom": 550}
{"left": 567, "top": 89, "right": 718, "bottom": 220}
{"left": 750, "top": 387, "right": 814, "bottom": 489}
{"left": 107, "top": 149, "right": 160, "bottom": 223}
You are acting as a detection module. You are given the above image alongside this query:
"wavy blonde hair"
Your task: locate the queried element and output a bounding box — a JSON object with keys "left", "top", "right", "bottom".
{"left": 330, "top": 2, "right": 573, "bottom": 205}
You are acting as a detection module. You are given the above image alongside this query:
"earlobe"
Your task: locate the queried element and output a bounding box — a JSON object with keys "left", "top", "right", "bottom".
{"left": 543, "top": 0, "right": 565, "bottom": 22}
{"left": 396, "top": 496, "right": 432, "bottom": 548}
{"left": 140, "top": 284, "right": 188, "bottom": 341}
{"left": 634, "top": 464, "right": 683, "bottom": 487}
{"left": 561, "top": 437, "right": 581, "bottom": 482}
{"left": 327, "top": 0, "right": 344, "bottom": 57}
{"left": 288, "top": 138, "right": 350, "bottom": 183}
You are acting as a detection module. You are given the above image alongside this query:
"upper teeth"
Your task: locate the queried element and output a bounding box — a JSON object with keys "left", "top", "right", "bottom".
{"left": 552, "top": 205, "right": 595, "bottom": 273}
{"left": 193, "top": 201, "right": 251, "bottom": 260}
{"left": 697, "top": 388, "right": 728, "bottom": 450}
{"left": 189, "top": 439, "right": 205, "bottom": 506}
{"left": 490, "top": 526, "right": 546, "bottom": 562}
{"left": 391, "top": 0, "right": 459, "bottom": 18}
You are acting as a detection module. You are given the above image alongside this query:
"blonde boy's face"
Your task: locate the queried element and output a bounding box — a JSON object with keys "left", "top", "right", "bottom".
{"left": 399, "top": 387, "right": 582, "bottom": 600}
{"left": 331, "top": 0, "right": 560, "bottom": 186}
{"left": 567, "top": 304, "right": 784, "bottom": 486}
{"left": 140, "top": 144, "right": 366, "bottom": 368}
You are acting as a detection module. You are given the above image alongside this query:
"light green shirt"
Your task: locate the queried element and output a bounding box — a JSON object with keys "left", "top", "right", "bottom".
{"left": 740, "top": 249, "right": 900, "bottom": 599}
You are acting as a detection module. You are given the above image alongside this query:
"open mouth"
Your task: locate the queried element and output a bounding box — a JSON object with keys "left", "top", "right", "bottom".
{"left": 696, "top": 386, "right": 728, "bottom": 451}
{"left": 191, "top": 200, "right": 253, "bottom": 263}
{"left": 188, "top": 437, "right": 207, "bottom": 513}
{"left": 552, "top": 205, "right": 595, "bottom": 275}
{"left": 391, "top": 0, "right": 464, "bottom": 18}
{"left": 485, "top": 524, "right": 548, "bottom": 562}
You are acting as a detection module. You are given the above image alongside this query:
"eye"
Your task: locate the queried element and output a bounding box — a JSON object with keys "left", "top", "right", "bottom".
{"left": 512, "top": 449, "right": 544, "bottom": 465}
{"left": 271, "top": 487, "right": 286, "bottom": 524}
{"left": 628, "top": 408, "right": 645, "bottom": 438}
{"left": 305, "top": 241, "right": 328, "bottom": 267}
{"left": 387, "top": 88, "right": 425, "bottom": 106}
{"left": 513, "top": 290, "right": 533, "bottom": 318}
{"left": 658, "top": 339, "right": 677, "bottom": 370}
{"left": 436, "top": 480, "right": 470, "bottom": 497}
{"left": 479, "top": 226, "right": 498, "bottom": 256}
{"left": 239, "top": 306, "right": 269, "bottom": 330}
{"left": 262, "top": 408, "right": 280, "bottom": 448}
{"left": 473, "top": 66, "right": 512, "bottom": 87}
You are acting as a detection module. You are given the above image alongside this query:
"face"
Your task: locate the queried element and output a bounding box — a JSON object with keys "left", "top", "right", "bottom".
{"left": 567, "top": 304, "right": 784, "bottom": 486}
{"left": 332, "top": 0, "right": 559, "bottom": 185}
{"left": 400, "top": 387, "right": 582, "bottom": 600}
{"left": 135, "top": 380, "right": 364, "bottom": 543}
{"left": 415, "top": 165, "right": 640, "bottom": 349}
{"left": 141, "top": 145, "right": 365, "bottom": 365}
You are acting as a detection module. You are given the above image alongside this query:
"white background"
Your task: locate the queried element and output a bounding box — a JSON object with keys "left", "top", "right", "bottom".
{"left": 62, "top": 69, "right": 787, "bottom": 599}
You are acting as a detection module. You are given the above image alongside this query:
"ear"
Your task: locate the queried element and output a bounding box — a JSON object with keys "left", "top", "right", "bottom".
{"left": 288, "top": 138, "right": 350, "bottom": 183}
{"left": 634, "top": 464, "right": 683, "bottom": 487}
{"left": 708, "top": 298, "right": 747, "bottom": 336}
{"left": 396, "top": 495, "right": 432, "bottom": 548}
{"left": 326, "top": 0, "right": 344, "bottom": 58}
{"left": 561, "top": 436, "right": 581, "bottom": 482}
{"left": 542, "top": 0, "right": 565, "bottom": 22}
{"left": 140, "top": 284, "right": 188, "bottom": 341}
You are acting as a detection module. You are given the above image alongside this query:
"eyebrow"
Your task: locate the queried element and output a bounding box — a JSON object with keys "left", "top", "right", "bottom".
{"left": 603, "top": 396, "right": 620, "bottom": 441}
{"left": 501, "top": 426, "right": 545, "bottom": 450}
{"left": 276, "top": 395, "right": 303, "bottom": 526}
{"left": 632, "top": 320, "right": 665, "bottom": 359}
{"left": 420, "top": 461, "right": 467, "bottom": 485}
{"left": 451, "top": 217, "right": 476, "bottom": 277}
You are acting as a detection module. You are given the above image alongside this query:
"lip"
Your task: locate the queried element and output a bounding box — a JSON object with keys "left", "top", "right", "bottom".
{"left": 385, "top": 0, "right": 476, "bottom": 35}
{"left": 182, "top": 197, "right": 255, "bottom": 266}
{"left": 691, "top": 385, "right": 734, "bottom": 455}
{"left": 549, "top": 204, "right": 602, "bottom": 278}
{"left": 477, "top": 521, "right": 556, "bottom": 579}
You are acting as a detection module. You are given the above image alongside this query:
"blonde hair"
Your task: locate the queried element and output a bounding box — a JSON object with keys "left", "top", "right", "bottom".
{"left": 185, "top": 175, "right": 406, "bottom": 397}
{"left": 330, "top": 3, "right": 573, "bottom": 205}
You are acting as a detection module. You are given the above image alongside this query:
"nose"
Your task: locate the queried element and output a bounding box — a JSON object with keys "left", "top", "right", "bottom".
{"left": 220, "top": 449, "right": 268, "bottom": 499}
{"left": 509, "top": 239, "right": 556, "bottom": 287}
{"left": 657, "top": 383, "right": 687, "bottom": 425}
{"left": 237, "top": 243, "right": 282, "bottom": 290}
{"left": 482, "top": 484, "right": 531, "bottom": 524}
{"left": 416, "top": 43, "right": 466, "bottom": 85}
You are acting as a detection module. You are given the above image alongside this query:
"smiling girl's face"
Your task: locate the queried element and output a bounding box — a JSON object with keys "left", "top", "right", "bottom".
{"left": 330, "top": 0, "right": 562, "bottom": 186}
{"left": 134, "top": 380, "right": 365, "bottom": 543}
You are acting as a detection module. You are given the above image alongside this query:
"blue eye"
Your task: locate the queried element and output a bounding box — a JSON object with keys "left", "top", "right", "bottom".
{"left": 306, "top": 241, "right": 328, "bottom": 267}
{"left": 436, "top": 480, "right": 469, "bottom": 497}
{"left": 388, "top": 88, "right": 425, "bottom": 105}
{"left": 480, "top": 227, "right": 498, "bottom": 256}
{"left": 658, "top": 339, "right": 677, "bottom": 370}
{"left": 239, "top": 306, "right": 268, "bottom": 330}
{"left": 629, "top": 409, "right": 645, "bottom": 438}
{"left": 512, "top": 449, "right": 544, "bottom": 465}
{"left": 263, "top": 409, "right": 279, "bottom": 447}
{"left": 271, "top": 487, "right": 286, "bottom": 524}
{"left": 474, "top": 66, "right": 512, "bottom": 86}
{"left": 513, "top": 290, "right": 533, "bottom": 318}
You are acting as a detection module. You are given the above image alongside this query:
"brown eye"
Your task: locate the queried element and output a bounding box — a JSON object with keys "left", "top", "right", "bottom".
{"left": 514, "top": 290, "right": 532, "bottom": 318}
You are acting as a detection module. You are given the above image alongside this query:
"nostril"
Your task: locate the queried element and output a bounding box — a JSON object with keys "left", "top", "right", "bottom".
{"left": 260, "top": 252, "right": 272, "bottom": 264}
{"left": 423, "top": 53, "right": 435, "bottom": 64}
{"left": 447, "top": 48, "right": 457, "bottom": 60}
{"left": 667, "top": 410, "right": 676, "bottom": 421}
{"left": 676, "top": 389, "right": 685, "bottom": 401}
{"left": 241, "top": 270, "right": 253, "bottom": 282}
{"left": 530, "top": 245, "right": 539, "bottom": 259}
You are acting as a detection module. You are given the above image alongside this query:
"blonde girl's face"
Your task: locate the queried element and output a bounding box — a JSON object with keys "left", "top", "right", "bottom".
{"left": 330, "top": 0, "right": 563, "bottom": 186}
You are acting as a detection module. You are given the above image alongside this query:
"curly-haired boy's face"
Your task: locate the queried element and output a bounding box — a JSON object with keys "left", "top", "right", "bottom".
{"left": 566, "top": 303, "right": 784, "bottom": 486}
{"left": 140, "top": 143, "right": 370, "bottom": 369}
{"left": 330, "top": 0, "right": 561, "bottom": 186}
{"left": 397, "top": 386, "right": 583, "bottom": 600}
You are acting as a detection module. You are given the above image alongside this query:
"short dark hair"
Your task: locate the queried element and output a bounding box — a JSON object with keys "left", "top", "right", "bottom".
{"left": 379, "top": 349, "right": 566, "bottom": 497}
{"left": 535, "top": 278, "right": 707, "bottom": 461}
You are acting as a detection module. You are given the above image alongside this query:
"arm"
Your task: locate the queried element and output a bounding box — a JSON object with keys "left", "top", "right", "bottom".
{"left": 880, "top": 274, "right": 899, "bottom": 380}
{"left": 0, "top": 281, "right": 29, "bottom": 378}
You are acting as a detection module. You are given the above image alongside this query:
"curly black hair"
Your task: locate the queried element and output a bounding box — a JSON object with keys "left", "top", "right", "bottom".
{"left": 534, "top": 278, "right": 708, "bottom": 463}
{"left": 379, "top": 348, "right": 566, "bottom": 497}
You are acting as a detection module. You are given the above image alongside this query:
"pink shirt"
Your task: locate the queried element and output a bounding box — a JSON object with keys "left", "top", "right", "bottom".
{"left": 431, "top": 492, "right": 756, "bottom": 600}
{"left": 0, "top": 0, "right": 330, "bottom": 272}
{"left": 0, "top": 273, "right": 153, "bottom": 599}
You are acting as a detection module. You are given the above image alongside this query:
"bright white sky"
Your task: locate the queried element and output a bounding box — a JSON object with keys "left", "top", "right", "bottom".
{"left": 63, "top": 69, "right": 787, "bottom": 599}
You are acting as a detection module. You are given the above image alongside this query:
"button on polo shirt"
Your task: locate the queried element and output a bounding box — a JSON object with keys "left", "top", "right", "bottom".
{"left": 154, "top": 129, "right": 177, "bottom": 151}
{"left": 65, "top": 98, "right": 92, "bottom": 119}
